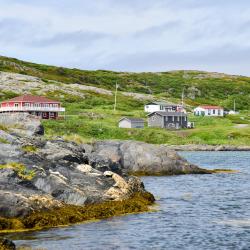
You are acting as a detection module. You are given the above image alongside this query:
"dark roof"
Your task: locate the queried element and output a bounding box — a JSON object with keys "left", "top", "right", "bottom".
{"left": 2, "top": 95, "right": 60, "bottom": 103}
{"left": 119, "top": 117, "right": 144, "bottom": 123}
{"left": 146, "top": 101, "right": 178, "bottom": 106}
{"left": 148, "top": 111, "right": 187, "bottom": 117}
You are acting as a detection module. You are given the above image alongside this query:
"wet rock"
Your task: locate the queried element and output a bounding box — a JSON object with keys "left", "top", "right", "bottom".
{"left": 0, "top": 238, "right": 16, "bottom": 250}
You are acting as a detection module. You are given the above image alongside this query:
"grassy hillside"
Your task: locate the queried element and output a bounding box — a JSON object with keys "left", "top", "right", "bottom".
{"left": 0, "top": 55, "right": 250, "bottom": 146}
{"left": 1, "top": 55, "right": 250, "bottom": 110}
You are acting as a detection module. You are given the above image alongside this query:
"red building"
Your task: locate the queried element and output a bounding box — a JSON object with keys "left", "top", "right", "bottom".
{"left": 0, "top": 95, "right": 65, "bottom": 119}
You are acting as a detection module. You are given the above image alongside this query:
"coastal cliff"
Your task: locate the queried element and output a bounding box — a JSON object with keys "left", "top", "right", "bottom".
{"left": 0, "top": 113, "right": 209, "bottom": 232}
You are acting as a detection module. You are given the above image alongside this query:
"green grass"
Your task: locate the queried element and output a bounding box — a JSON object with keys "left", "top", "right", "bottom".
{"left": 0, "top": 55, "right": 249, "bottom": 146}
{"left": 1, "top": 55, "right": 250, "bottom": 110}
{"left": 43, "top": 102, "right": 250, "bottom": 146}
{"left": 0, "top": 162, "right": 35, "bottom": 180}
{"left": 22, "top": 145, "right": 38, "bottom": 153}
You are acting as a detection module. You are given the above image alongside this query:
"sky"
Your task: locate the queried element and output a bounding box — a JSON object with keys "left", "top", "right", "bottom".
{"left": 0, "top": 0, "right": 250, "bottom": 76}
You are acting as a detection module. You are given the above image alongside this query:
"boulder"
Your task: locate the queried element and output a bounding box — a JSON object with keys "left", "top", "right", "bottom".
{"left": 91, "top": 140, "right": 208, "bottom": 175}
{"left": 0, "top": 113, "right": 44, "bottom": 136}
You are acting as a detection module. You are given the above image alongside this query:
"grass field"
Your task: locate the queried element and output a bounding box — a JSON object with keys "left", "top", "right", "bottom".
{"left": 43, "top": 99, "right": 250, "bottom": 146}
{"left": 0, "top": 55, "right": 249, "bottom": 146}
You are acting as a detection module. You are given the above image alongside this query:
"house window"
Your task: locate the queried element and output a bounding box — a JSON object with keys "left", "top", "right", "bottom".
{"left": 160, "top": 105, "right": 164, "bottom": 110}
{"left": 14, "top": 103, "right": 19, "bottom": 107}
{"left": 49, "top": 112, "right": 55, "bottom": 117}
{"left": 42, "top": 112, "right": 47, "bottom": 118}
{"left": 218, "top": 110, "right": 221, "bottom": 115}
{"left": 24, "top": 103, "right": 30, "bottom": 107}
{"left": 177, "top": 116, "right": 179, "bottom": 122}
{"left": 208, "top": 109, "right": 211, "bottom": 115}
{"left": 213, "top": 109, "right": 216, "bottom": 114}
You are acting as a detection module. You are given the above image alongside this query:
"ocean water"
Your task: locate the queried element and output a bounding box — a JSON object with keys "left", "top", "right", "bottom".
{"left": 5, "top": 151, "right": 250, "bottom": 250}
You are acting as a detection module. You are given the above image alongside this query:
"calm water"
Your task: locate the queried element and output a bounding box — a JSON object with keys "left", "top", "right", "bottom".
{"left": 5, "top": 151, "right": 250, "bottom": 250}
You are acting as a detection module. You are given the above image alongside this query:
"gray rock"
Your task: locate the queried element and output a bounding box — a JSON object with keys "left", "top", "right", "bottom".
{"left": 0, "top": 114, "right": 209, "bottom": 219}
{"left": 0, "top": 113, "right": 44, "bottom": 136}
{"left": 91, "top": 140, "right": 208, "bottom": 175}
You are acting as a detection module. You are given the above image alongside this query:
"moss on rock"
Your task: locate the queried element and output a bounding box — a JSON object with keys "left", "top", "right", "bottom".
{"left": 0, "top": 192, "right": 154, "bottom": 233}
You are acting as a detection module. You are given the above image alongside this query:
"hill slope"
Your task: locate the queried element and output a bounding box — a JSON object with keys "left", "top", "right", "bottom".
{"left": 1, "top": 55, "right": 250, "bottom": 110}
{"left": 0, "top": 55, "right": 249, "bottom": 146}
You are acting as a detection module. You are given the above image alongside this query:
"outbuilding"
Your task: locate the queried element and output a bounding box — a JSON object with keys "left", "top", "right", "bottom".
{"left": 119, "top": 117, "right": 144, "bottom": 128}
{"left": 148, "top": 111, "right": 188, "bottom": 129}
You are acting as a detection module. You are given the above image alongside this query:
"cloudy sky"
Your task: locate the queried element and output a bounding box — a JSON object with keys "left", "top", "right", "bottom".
{"left": 0, "top": 0, "right": 250, "bottom": 75}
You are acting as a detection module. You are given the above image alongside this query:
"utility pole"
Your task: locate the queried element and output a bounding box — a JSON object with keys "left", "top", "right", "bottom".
{"left": 181, "top": 88, "right": 184, "bottom": 108}
{"left": 114, "top": 81, "right": 118, "bottom": 112}
{"left": 180, "top": 88, "right": 184, "bottom": 127}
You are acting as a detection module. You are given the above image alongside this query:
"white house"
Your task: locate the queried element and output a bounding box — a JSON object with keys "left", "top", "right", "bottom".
{"left": 119, "top": 117, "right": 144, "bottom": 128}
{"left": 144, "top": 101, "right": 186, "bottom": 113}
{"left": 194, "top": 105, "right": 224, "bottom": 117}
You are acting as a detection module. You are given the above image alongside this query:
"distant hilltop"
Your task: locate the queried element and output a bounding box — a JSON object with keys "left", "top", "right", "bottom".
{"left": 0, "top": 55, "right": 250, "bottom": 110}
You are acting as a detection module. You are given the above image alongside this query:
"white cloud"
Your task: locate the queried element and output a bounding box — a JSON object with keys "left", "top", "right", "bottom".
{"left": 0, "top": 0, "right": 249, "bottom": 75}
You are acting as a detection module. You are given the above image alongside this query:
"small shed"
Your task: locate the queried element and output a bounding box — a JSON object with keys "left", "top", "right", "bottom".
{"left": 119, "top": 117, "right": 144, "bottom": 128}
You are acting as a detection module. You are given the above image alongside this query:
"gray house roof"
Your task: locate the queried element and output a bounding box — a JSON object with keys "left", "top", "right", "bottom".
{"left": 148, "top": 111, "right": 187, "bottom": 117}
{"left": 119, "top": 117, "right": 144, "bottom": 123}
{"left": 146, "top": 101, "right": 178, "bottom": 106}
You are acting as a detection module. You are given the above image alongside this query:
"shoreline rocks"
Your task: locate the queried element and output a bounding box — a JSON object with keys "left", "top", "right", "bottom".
{"left": 89, "top": 140, "right": 210, "bottom": 175}
{"left": 167, "top": 144, "right": 250, "bottom": 151}
{"left": 0, "top": 113, "right": 215, "bottom": 233}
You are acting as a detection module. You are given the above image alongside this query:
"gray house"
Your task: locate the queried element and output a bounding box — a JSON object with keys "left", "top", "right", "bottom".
{"left": 148, "top": 111, "right": 188, "bottom": 129}
{"left": 119, "top": 117, "right": 144, "bottom": 128}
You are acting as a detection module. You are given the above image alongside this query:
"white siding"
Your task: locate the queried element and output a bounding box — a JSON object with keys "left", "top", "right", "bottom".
{"left": 119, "top": 120, "right": 132, "bottom": 128}
{"left": 194, "top": 107, "right": 224, "bottom": 117}
{"left": 144, "top": 105, "right": 163, "bottom": 113}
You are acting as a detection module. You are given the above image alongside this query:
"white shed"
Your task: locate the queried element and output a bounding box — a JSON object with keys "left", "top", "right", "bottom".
{"left": 119, "top": 117, "right": 144, "bottom": 128}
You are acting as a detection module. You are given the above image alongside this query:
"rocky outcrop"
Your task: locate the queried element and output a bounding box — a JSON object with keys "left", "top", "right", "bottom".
{"left": 88, "top": 140, "right": 209, "bottom": 175}
{"left": 0, "top": 113, "right": 44, "bottom": 136}
{"left": 0, "top": 118, "right": 153, "bottom": 221}
{"left": 0, "top": 114, "right": 211, "bottom": 231}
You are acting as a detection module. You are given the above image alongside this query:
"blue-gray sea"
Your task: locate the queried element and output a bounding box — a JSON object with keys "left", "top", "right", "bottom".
{"left": 6, "top": 151, "right": 250, "bottom": 250}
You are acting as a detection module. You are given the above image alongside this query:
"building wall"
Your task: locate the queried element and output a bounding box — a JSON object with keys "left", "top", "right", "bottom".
{"left": 1, "top": 101, "right": 60, "bottom": 108}
{"left": 119, "top": 120, "right": 144, "bottom": 128}
{"left": 144, "top": 105, "right": 162, "bottom": 113}
{"left": 131, "top": 121, "right": 144, "bottom": 128}
{"left": 194, "top": 107, "right": 224, "bottom": 117}
{"left": 148, "top": 113, "right": 164, "bottom": 128}
{"left": 164, "top": 116, "right": 187, "bottom": 129}
{"left": 119, "top": 120, "right": 132, "bottom": 128}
